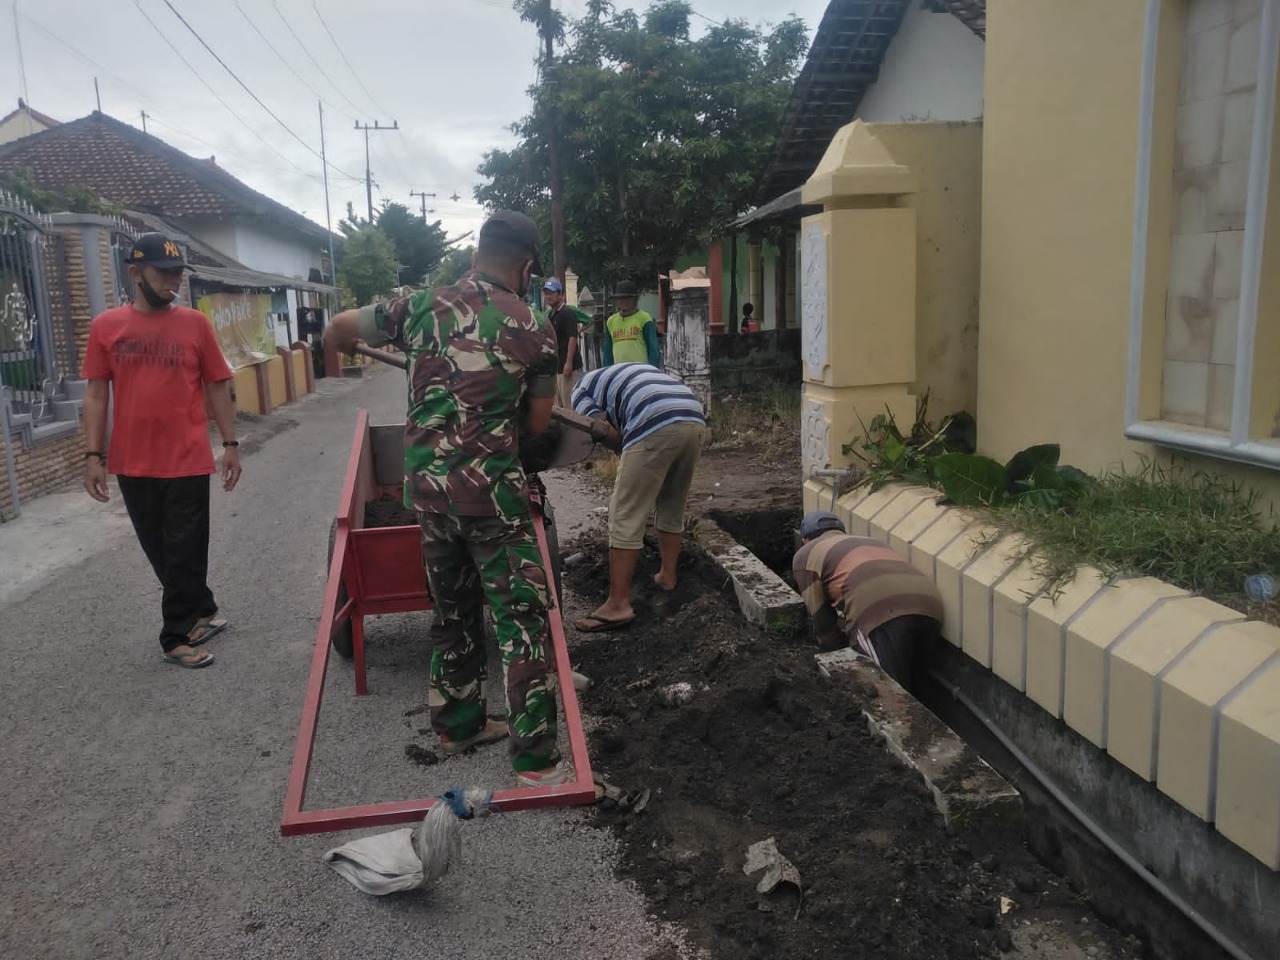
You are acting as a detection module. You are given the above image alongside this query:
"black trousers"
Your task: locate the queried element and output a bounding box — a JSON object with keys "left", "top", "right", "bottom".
{"left": 865, "top": 614, "right": 940, "bottom": 694}
{"left": 117, "top": 474, "right": 218, "bottom": 652}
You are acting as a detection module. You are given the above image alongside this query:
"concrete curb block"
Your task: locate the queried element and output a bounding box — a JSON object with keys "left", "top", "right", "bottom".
{"left": 695, "top": 517, "right": 805, "bottom": 631}
{"left": 816, "top": 648, "right": 1022, "bottom": 831}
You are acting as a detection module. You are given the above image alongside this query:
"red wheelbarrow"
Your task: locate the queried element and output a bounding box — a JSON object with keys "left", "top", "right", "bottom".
{"left": 281, "top": 404, "right": 599, "bottom": 836}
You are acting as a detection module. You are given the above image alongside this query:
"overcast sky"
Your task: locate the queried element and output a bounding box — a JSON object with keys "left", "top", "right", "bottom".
{"left": 2, "top": 0, "right": 829, "bottom": 244}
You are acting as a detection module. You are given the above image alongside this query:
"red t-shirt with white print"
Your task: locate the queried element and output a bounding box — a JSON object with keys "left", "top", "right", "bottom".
{"left": 81, "top": 304, "right": 233, "bottom": 478}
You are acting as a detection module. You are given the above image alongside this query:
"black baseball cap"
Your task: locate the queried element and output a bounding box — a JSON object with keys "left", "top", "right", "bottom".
{"left": 615, "top": 279, "right": 639, "bottom": 298}
{"left": 478, "top": 210, "right": 542, "bottom": 273}
{"left": 128, "top": 232, "right": 190, "bottom": 269}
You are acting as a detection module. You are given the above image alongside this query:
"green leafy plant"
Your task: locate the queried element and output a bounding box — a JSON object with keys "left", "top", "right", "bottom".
{"left": 841, "top": 393, "right": 974, "bottom": 489}
{"left": 933, "top": 444, "right": 1093, "bottom": 509}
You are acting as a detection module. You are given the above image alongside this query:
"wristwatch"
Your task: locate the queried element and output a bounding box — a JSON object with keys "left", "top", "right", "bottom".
{"left": 85, "top": 451, "right": 106, "bottom": 461}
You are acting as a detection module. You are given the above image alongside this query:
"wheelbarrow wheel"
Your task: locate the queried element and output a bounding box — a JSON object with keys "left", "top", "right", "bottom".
{"left": 327, "top": 519, "right": 354, "bottom": 659}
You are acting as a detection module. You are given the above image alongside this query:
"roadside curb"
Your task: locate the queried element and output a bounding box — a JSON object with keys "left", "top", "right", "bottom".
{"left": 816, "top": 648, "right": 1023, "bottom": 831}
{"left": 696, "top": 517, "right": 806, "bottom": 632}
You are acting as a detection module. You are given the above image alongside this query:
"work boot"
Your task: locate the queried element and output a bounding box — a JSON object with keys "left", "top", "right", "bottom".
{"left": 439, "top": 719, "right": 509, "bottom": 756}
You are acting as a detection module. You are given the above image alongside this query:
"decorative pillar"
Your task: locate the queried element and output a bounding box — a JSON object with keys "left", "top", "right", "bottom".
{"left": 564, "top": 268, "right": 580, "bottom": 307}
{"left": 666, "top": 286, "right": 712, "bottom": 412}
{"left": 800, "top": 120, "right": 919, "bottom": 507}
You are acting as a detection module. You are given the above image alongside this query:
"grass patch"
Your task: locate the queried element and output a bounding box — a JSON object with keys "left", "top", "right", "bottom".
{"left": 986, "top": 461, "right": 1280, "bottom": 625}
{"left": 589, "top": 453, "right": 619, "bottom": 485}
{"left": 708, "top": 381, "right": 801, "bottom": 449}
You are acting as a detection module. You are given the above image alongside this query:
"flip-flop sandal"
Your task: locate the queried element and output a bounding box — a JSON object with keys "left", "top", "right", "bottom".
{"left": 188, "top": 618, "right": 228, "bottom": 647}
{"left": 161, "top": 648, "right": 215, "bottom": 669}
{"left": 574, "top": 613, "right": 636, "bottom": 633}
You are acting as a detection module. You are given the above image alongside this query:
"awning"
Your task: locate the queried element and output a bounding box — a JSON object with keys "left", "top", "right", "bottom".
{"left": 188, "top": 263, "right": 338, "bottom": 295}
{"left": 729, "top": 187, "right": 821, "bottom": 230}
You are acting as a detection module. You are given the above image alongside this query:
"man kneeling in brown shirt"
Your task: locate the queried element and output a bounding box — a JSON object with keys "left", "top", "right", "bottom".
{"left": 792, "top": 511, "right": 944, "bottom": 692}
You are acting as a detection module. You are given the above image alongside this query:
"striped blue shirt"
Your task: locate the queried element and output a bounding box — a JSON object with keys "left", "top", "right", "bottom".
{"left": 572, "top": 363, "right": 705, "bottom": 450}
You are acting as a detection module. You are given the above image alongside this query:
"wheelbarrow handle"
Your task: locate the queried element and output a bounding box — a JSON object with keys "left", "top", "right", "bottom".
{"left": 349, "top": 343, "right": 598, "bottom": 437}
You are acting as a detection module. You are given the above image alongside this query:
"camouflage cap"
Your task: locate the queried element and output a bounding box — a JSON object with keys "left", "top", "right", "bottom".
{"left": 479, "top": 210, "right": 542, "bottom": 273}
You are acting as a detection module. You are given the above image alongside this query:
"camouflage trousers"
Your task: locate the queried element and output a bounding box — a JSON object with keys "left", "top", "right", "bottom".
{"left": 417, "top": 510, "right": 560, "bottom": 773}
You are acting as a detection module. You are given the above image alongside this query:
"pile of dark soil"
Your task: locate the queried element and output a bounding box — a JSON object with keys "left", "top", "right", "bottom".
{"left": 565, "top": 535, "right": 1136, "bottom": 960}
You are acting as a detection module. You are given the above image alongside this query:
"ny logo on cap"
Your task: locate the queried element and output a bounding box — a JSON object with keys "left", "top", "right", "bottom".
{"left": 164, "top": 241, "right": 181, "bottom": 258}
{"left": 132, "top": 250, "right": 144, "bottom": 259}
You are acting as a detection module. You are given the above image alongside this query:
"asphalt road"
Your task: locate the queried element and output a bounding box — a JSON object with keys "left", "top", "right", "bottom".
{"left": 0, "top": 366, "right": 691, "bottom": 960}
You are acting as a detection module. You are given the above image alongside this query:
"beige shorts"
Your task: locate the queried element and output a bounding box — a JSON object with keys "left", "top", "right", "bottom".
{"left": 609, "top": 420, "right": 708, "bottom": 550}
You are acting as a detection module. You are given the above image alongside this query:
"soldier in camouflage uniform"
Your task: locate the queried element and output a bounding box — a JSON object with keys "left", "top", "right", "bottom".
{"left": 326, "top": 211, "right": 569, "bottom": 786}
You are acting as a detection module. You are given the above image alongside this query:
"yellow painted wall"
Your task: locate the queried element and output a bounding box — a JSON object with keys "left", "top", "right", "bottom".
{"left": 978, "top": 0, "right": 1148, "bottom": 474}
{"left": 292, "top": 348, "right": 309, "bottom": 394}
{"left": 979, "top": 0, "right": 1280, "bottom": 509}
{"left": 873, "top": 122, "right": 983, "bottom": 420}
{"left": 233, "top": 366, "right": 261, "bottom": 415}
{"left": 266, "top": 356, "right": 288, "bottom": 408}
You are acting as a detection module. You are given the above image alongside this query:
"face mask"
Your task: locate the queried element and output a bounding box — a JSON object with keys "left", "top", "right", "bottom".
{"left": 138, "top": 274, "right": 175, "bottom": 309}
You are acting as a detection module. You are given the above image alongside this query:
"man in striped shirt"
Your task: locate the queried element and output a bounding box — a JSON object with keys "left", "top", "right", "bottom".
{"left": 571, "top": 363, "right": 708, "bottom": 631}
{"left": 792, "top": 511, "right": 944, "bottom": 692}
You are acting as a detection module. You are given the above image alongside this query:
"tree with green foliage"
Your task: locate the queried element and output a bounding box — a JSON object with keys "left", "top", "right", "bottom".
{"left": 336, "top": 225, "right": 400, "bottom": 307}
{"left": 430, "top": 245, "right": 477, "bottom": 287}
{"left": 339, "top": 201, "right": 448, "bottom": 288}
{"left": 0, "top": 166, "right": 121, "bottom": 216}
{"left": 477, "top": 0, "right": 808, "bottom": 290}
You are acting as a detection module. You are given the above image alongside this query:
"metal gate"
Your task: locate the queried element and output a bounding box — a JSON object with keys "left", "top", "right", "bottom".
{"left": 0, "top": 194, "right": 71, "bottom": 420}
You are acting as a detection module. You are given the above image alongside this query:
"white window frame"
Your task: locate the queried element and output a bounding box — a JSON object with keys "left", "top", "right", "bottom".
{"left": 1125, "top": 0, "right": 1280, "bottom": 467}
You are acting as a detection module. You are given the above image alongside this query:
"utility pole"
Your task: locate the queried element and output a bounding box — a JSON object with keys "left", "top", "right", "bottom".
{"left": 354, "top": 120, "right": 398, "bottom": 223}
{"left": 94, "top": 78, "right": 102, "bottom": 112}
{"left": 319, "top": 102, "right": 337, "bottom": 289}
{"left": 140, "top": 110, "right": 149, "bottom": 133}
{"left": 540, "top": 0, "right": 566, "bottom": 281}
{"left": 409, "top": 190, "right": 437, "bottom": 223}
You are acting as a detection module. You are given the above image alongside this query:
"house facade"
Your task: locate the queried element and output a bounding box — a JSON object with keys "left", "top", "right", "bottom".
{"left": 0, "top": 112, "right": 331, "bottom": 518}
{"left": 0, "top": 99, "right": 59, "bottom": 146}
{"left": 795, "top": 0, "right": 1279, "bottom": 952}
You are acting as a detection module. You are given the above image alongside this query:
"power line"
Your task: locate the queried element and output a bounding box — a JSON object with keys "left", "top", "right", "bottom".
{"left": 161, "top": 1, "right": 332, "bottom": 169}
{"left": 132, "top": 0, "right": 310, "bottom": 177}
{"left": 269, "top": 0, "right": 367, "bottom": 119}
{"left": 12, "top": 2, "right": 30, "bottom": 106}
{"left": 234, "top": 1, "right": 355, "bottom": 124}
{"left": 19, "top": 11, "right": 153, "bottom": 105}
{"left": 310, "top": 0, "right": 392, "bottom": 118}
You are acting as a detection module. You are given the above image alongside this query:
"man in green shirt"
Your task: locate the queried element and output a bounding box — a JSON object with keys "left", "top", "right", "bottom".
{"left": 603, "top": 279, "right": 661, "bottom": 367}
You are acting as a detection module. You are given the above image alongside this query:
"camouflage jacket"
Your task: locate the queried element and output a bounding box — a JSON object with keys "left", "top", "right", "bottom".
{"left": 356, "top": 271, "right": 558, "bottom": 517}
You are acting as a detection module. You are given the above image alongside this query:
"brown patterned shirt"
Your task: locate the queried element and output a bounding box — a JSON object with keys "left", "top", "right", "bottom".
{"left": 792, "top": 532, "right": 944, "bottom": 639}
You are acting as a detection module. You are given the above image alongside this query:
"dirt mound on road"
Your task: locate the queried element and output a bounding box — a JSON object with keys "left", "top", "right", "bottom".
{"left": 565, "top": 535, "right": 1136, "bottom": 960}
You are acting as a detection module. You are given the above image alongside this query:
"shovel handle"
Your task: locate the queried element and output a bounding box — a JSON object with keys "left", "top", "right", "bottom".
{"left": 350, "top": 343, "right": 598, "bottom": 438}
{"left": 352, "top": 343, "right": 408, "bottom": 370}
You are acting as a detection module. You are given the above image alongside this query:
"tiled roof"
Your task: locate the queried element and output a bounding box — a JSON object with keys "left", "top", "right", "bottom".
{"left": 0, "top": 111, "right": 328, "bottom": 240}
{"left": 753, "top": 0, "right": 985, "bottom": 205}
{"left": 941, "top": 0, "right": 986, "bottom": 38}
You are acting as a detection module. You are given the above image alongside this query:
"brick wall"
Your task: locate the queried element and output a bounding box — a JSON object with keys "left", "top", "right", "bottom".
{"left": 0, "top": 219, "right": 113, "bottom": 520}
{"left": 0, "top": 428, "right": 12, "bottom": 519}
{"left": 6, "top": 430, "right": 87, "bottom": 516}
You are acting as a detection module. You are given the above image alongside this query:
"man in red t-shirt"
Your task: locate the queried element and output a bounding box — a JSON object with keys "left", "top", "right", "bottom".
{"left": 81, "top": 233, "right": 242, "bottom": 669}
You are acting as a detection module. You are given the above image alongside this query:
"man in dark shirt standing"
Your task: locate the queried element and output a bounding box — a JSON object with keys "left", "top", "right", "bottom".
{"left": 543, "top": 278, "right": 588, "bottom": 407}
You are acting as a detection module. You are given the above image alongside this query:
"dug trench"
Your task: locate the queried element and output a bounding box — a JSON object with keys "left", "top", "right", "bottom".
{"left": 563, "top": 517, "right": 1146, "bottom": 960}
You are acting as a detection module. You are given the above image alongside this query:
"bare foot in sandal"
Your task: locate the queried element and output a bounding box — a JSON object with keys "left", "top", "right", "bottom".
{"left": 162, "top": 645, "right": 214, "bottom": 669}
